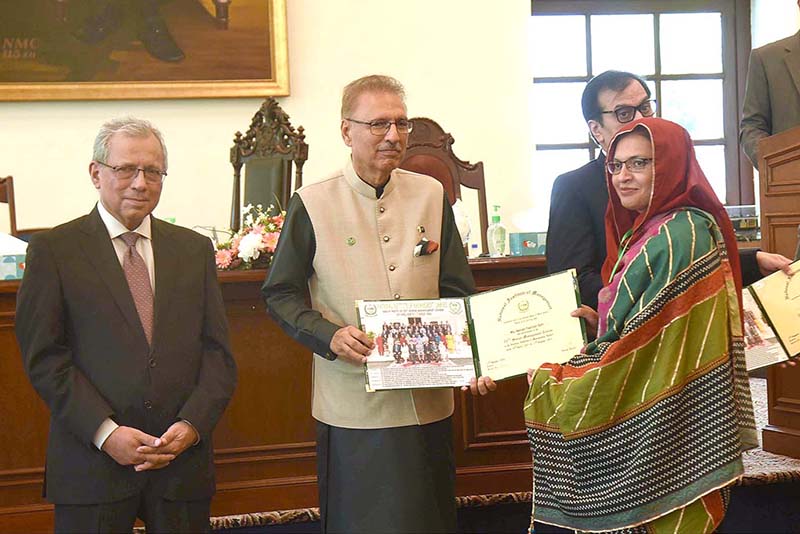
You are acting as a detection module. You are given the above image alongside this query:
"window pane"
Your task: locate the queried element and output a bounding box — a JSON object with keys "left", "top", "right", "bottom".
{"left": 660, "top": 13, "right": 722, "bottom": 74}
{"left": 591, "top": 15, "right": 655, "bottom": 75}
{"left": 694, "top": 145, "right": 726, "bottom": 202}
{"left": 660, "top": 80, "right": 724, "bottom": 139}
{"left": 530, "top": 16, "right": 587, "bottom": 77}
{"left": 534, "top": 148, "right": 594, "bottom": 229}
{"left": 531, "top": 83, "right": 587, "bottom": 144}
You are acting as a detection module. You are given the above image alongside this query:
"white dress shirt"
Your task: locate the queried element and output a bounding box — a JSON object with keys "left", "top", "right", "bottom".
{"left": 92, "top": 201, "right": 155, "bottom": 449}
{"left": 91, "top": 203, "right": 199, "bottom": 450}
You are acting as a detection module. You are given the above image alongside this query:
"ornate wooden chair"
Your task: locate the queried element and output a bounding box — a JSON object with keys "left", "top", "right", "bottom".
{"left": 0, "top": 176, "right": 18, "bottom": 236}
{"left": 0, "top": 175, "right": 48, "bottom": 241}
{"left": 400, "top": 117, "right": 489, "bottom": 254}
{"left": 230, "top": 97, "right": 308, "bottom": 232}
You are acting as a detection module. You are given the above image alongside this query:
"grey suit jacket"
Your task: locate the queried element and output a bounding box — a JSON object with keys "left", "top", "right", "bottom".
{"left": 15, "top": 207, "right": 237, "bottom": 505}
{"left": 740, "top": 31, "right": 800, "bottom": 166}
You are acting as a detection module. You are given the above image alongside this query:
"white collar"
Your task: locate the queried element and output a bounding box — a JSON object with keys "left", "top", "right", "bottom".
{"left": 96, "top": 201, "right": 152, "bottom": 241}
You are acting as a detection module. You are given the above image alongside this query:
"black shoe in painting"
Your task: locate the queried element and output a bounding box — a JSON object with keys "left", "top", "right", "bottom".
{"left": 138, "top": 16, "right": 185, "bottom": 62}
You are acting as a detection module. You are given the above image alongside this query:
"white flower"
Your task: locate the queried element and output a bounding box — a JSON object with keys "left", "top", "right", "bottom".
{"left": 238, "top": 232, "right": 263, "bottom": 262}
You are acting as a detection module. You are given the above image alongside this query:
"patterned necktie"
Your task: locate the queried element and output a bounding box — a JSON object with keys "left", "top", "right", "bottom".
{"left": 120, "top": 232, "right": 153, "bottom": 345}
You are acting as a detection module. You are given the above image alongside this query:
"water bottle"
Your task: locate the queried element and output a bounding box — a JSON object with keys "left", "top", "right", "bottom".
{"left": 486, "top": 205, "right": 507, "bottom": 257}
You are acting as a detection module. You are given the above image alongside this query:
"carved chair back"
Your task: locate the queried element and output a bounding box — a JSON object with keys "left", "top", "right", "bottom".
{"left": 0, "top": 176, "right": 18, "bottom": 236}
{"left": 230, "top": 98, "right": 308, "bottom": 231}
{"left": 400, "top": 118, "right": 489, "bottom": 253}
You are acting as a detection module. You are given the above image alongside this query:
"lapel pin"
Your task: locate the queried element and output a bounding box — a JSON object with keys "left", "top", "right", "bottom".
{"left": 417, "top": 225, "right": 426, "bottom": 234}
{"left": 346, "top": 237, "right": 356, "bottom": 246}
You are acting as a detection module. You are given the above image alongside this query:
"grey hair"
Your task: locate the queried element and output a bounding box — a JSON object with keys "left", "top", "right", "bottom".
{"left": 341, "top": 74, "right": 406, "bottom": 119}
{"left": 92, "top": 117, "right": 168, "bottom": 169}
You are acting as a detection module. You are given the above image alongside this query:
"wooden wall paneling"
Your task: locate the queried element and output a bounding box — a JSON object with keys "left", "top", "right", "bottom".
{"left": 212, "top": 271, "right": 319, "bottom": 515}
{"left": 758, "top": 126, "right": 800, "bottom": 257}
{"left": 0, "top": 282, "right": 53, "bottom": 532}
{"left": 758, "top": 126, "right": 800, "bottom": 459}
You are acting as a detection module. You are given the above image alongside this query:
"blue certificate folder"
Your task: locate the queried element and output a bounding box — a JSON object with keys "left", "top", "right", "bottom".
{"left": 356, "top": 269, "right": 586, "bottom": 391}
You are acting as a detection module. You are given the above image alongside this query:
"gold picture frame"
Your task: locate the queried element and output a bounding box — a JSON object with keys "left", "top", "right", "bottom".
{"left": 0, "top": 0, "right": 289, "bottom": 101}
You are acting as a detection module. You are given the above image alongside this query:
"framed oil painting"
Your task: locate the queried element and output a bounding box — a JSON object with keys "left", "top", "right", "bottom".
{"left": 0, "top": 0, "right": 288, "bottom": 100}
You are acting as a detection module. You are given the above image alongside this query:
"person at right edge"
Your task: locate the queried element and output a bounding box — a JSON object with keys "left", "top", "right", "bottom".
{"left": 740, "top": 0, "right": 800, "bottom": 166}
{"left": 525, "top": 117, "right": 758, "bottom": 534}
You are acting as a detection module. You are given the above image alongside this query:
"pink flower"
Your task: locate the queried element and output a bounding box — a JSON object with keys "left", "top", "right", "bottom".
{"left": 215, "top": 206, "right": 285, "bottom": 270}
{"left": 262, "top": 231, "right": 280, "bottom": 252}
{"left": 230, "top": 234, "right": 242, "bottom": 257}
{"left": 216, "top": 249, "right": 233, "bottom": 269}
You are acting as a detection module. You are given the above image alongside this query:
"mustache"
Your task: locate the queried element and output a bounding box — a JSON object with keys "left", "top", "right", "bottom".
{"left": 378, "top": 142, "right": 402, "bottom": 151}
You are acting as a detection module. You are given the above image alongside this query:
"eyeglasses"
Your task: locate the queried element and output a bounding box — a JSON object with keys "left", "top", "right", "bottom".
{"left": 601, "top": 100, "right": 657, "bottom": 123}
{"left": 607, "top": 157, "right": 653, "bottom": 175}
{"left": 346, "top": 118, "right": 414, "bottom": 136}
{"left": 95, "top": 161, "right": 167, "bottom": 184}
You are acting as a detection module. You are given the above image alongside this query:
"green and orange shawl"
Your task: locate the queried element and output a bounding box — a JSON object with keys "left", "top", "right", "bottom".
{"left": 525, "top": 119, "right": 758, "bottom": 533}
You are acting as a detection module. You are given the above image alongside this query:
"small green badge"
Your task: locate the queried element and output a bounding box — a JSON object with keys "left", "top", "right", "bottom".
{"left": 346, "top": 236, "right": 356, "bottom": 246}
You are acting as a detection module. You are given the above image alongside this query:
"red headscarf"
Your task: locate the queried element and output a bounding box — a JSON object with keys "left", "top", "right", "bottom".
{"left": 600, "top": 117, "right": 742, "bottom": 298}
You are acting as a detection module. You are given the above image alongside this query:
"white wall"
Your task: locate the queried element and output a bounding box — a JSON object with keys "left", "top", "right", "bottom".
{"left": 751, "top": 0, "right": 800, "bottom": 48}
{"left": 0, "top": 0, "right": 533, "bottom": 238}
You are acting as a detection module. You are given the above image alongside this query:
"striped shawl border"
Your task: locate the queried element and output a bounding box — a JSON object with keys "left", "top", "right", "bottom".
{"left": 524, "top": 353, "right": 730, "bottom": 437}
{"left": 532, "top": 460, "right": 742, "bottom": 533}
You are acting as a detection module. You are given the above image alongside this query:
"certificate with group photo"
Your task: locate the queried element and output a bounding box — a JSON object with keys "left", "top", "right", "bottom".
{"left": 743, "top": 260, "right": 800, "bottom": 371}
{"left": 356, "top": 269, "right": 586, "bottom": 391}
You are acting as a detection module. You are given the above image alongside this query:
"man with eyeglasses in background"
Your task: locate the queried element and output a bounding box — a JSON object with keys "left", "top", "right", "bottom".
{"left": 263, "top": 74, "right": 491, "bottom": 533}
{"left": 546, "top": 70, "right": 791, "bottom": 316}
{"left": 16, "top": 117, "right": 237, "bottom": 533}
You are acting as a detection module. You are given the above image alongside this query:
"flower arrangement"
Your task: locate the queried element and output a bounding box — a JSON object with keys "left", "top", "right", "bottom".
{"left": 215, "top": 203, "right": 285, "bottom": 270}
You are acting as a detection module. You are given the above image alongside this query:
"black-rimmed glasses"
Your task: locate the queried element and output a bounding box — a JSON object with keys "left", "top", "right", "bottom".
{"left": 607, "top": 157, "right": 653, "bottom": 175}
{"left": 601, "top": 100, "right": 657, "bottom": 123}
{"left": 95, "top": 161, "right": 167, "bottom": 184}
{"left": 346, "top": 118, "right": 414, "bottom": 136}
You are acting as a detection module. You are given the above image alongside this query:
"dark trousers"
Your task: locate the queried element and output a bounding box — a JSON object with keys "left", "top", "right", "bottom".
{"left": 54, "top": 485, "right": 211, "bottom": 534}
{"left": 316, "top": 417, "right": 456, "bottom": 534}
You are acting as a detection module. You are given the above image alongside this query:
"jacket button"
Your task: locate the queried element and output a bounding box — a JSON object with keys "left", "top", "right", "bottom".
{"left": 379, "top": 206, "right": 386, "bottom": 213}
{"left": 389, "top": 264, "right": 396, "bottom": 271}
{"left": 149, "top": 358, "right": 156, "bottom": 368}
{"left": 383, "top": 235, "right": 390, "bottom": 242}
{"left": 144, "top": 400, "right": 153, "bottom": 409}
{"left": 394, "top": 294, "right": 400, "bottom": 300}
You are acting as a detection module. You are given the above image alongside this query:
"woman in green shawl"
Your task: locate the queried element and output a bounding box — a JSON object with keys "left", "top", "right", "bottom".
{"left": 524, "top": 117, "right": 758, "bottom": 533}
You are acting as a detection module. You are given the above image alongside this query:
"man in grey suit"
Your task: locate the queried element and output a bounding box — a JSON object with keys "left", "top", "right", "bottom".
{"left": 740, "top": 2, "right": 800, "bottom": 166}
{"left": 16, "top": 117, "right": 237, "bottom": 533}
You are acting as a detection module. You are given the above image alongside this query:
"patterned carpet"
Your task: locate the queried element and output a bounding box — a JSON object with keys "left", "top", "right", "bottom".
{"left": 207, "top": 378, "right": 800, "bottom": 531}
{"left": 740, "top": 378, "right": 800, "bottom": 485}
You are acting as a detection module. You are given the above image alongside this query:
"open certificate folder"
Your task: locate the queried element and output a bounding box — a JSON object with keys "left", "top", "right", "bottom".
{"left": 356, "top": 269, "right": 586, "bottom": 391}
{"left": 743, "top": 260, "right": 800, "bottom": 371}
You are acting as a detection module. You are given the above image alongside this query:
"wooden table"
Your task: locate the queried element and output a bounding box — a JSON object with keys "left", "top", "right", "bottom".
{"left": 0, "top": 256, "right": 546, "bottom": 532}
